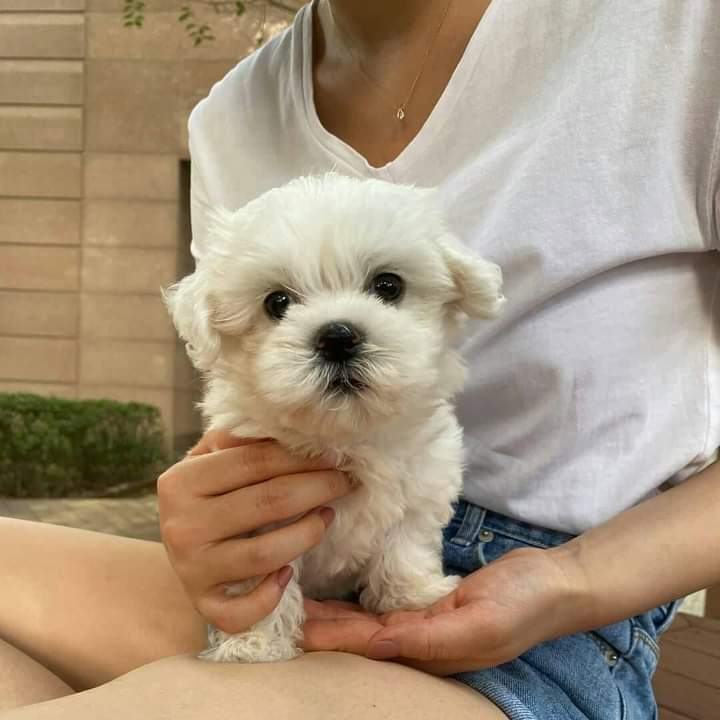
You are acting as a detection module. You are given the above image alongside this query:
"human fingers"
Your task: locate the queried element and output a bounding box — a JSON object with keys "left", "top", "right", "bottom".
{"left": 304, "top": 598, "right": 376, "bottom": 621}
{"left": 158, "top": 441, "right": 334, "bottom": 500}
{"left": 303, "top": 615, "right": 383, "bottom": 654}
{"left": 179, "top": 508, "right": 336, "bottom": 590}
{"left": 366, "top": 606, "right": 487, "bottom": 663}
{"left": 194, "top": 469, "right": 352, "bottom": 540}
{"left": 196, "top": 566, "right": 295, "bottom": 634}
{"left": 187, "top": 429, "right": 268, "bottom": 456}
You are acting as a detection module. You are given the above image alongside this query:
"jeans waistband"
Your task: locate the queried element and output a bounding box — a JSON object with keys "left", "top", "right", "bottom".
{"left": 450, "top": 499, "right": 577, "bottom": 550}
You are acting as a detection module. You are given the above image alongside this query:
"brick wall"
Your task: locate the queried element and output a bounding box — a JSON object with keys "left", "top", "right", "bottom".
{"left": 0, "top": 0, "right": 299, "bottom": 452}
{"left": 0, "top": 0, "right": 85, "bottom": 402}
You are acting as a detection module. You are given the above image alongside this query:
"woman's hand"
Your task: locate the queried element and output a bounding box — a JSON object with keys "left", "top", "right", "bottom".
{"left": 157, "top": 430, "right": 353, "bottom": 635}
{"left": 304, "top": 461, "right": 720, "bottom": 675}
{"left": 303, "top": 546, "right": 582, "bottom": 675}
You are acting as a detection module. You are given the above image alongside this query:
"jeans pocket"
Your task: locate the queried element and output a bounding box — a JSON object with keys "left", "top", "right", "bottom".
{"left": 650, "top": 599, "right": 683, "bottom": 637}
{"left": 588, "top": 621, "right": 634, "bottom": 667}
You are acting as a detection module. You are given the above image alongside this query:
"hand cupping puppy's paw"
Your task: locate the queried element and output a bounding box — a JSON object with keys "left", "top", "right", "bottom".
{"left": 360, "top": 574, "right": 461, "bottom": 614}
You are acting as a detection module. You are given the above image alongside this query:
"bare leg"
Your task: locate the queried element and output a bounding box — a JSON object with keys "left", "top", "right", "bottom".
{"left": 0, "top": 639, "right": 73, "bottom": 712}
{"left": 0, "top": 518, "right": 206, "bottom": 691}
{"left": 0, "top": 519, "right": 507, "bottom": 719}
{"left": 1, "top": 653, "right": 508, "bottom": 720}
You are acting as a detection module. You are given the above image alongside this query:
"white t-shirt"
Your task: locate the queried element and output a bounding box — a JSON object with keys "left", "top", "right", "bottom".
{"left": 188, "top": 0, "right": 720, "bottom": 534}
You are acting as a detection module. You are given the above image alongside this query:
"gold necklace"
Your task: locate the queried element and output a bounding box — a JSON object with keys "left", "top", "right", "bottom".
{"left": 329, "top": 0, "right": 454, "bottom": 121}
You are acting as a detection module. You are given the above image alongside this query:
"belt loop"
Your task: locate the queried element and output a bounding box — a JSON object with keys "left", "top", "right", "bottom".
{"left": 451, "top": 502, "right": 487, "bottom": 547}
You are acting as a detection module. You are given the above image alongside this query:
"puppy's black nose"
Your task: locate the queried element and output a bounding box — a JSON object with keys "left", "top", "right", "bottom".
{"left": 316, "top": 322, "right": 363, "bottom": 363}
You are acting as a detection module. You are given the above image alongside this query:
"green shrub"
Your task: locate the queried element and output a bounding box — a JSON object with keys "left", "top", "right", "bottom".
{"left": 0, "top": 393, "right": 167, "bottom": 498}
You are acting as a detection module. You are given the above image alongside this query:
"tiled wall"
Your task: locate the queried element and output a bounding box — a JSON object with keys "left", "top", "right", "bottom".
{"left": 0, "top": 0, "right": 85, "bottom": 402}
{"left": 0, "top": 0, "right": 300, "bottom": 451}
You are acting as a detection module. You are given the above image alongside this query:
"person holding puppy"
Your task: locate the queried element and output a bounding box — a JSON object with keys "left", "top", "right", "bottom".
{"left": 1, "top": 1, "right": 719, "bottom": 719}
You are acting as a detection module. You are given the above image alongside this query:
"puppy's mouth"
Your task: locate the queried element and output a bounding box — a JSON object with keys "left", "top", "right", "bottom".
{"left": 323, "top": 364, "right": 368, "bottom": 396}
{"left": 329, "top": 374, "right": 367, "bottom": 394}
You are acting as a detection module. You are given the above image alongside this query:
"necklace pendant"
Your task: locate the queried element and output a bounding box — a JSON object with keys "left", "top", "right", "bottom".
{"left": 396, "top": 107, "right": 405, "bottom": 121}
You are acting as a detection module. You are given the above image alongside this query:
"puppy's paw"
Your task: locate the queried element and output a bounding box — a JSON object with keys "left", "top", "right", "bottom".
{"left": 200, "top": 629, "right": 301, "bottom": 663}
{"left": 360, "top": 574, "right": 461, "bottom": 614}
{"left": 413, "top": 573, "right": 462, "bottom": 606}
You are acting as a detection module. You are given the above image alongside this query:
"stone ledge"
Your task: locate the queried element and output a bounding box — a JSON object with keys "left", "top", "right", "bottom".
{"left": 83, "top": 199, "right": 178, "bottom": 248}
{"left": 0, "top": 336, "right": 77, "bottom": 382}
{"left": 0, "top": 198, "right": 81, "bottom": 244}
{"left": 0, "top": 14, "right": 84, "bottom": 59}
{"left": 81, "top": 246, "right": 178, "bottom": 293}
{"left": 0, "top": 151, "right": 82, "bottom": 198}
{"left": 84, "top": 153, "right": 178, "bottom": 200}
{"left": 0, "top": 244, "right": 80, "bottom": 291}
{"left": 79, "top": 339, "right": 175, "bottom": 387}
{"left": 0, "top": 106, "right": 82, "bottom": 151}
{"left": 0, "top": 289, "right": 79, "bottom": 336}
{"left": 0, "top": 59, "right": 83, "bottom": 105}
{"left": 80, "top": 293, "right": 174, "bottom": 340}
{"left": 0, "top": 0, "right": 85, "bottom": 10}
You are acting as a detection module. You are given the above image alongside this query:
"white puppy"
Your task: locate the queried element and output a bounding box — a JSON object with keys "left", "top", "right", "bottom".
{"left": 166, "top": 173, "right": 504, "bottom": 663}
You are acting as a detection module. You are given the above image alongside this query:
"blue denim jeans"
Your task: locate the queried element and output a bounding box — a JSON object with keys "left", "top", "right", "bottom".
{"left": 444, "top": 500, "right": 681, "bottom": 720}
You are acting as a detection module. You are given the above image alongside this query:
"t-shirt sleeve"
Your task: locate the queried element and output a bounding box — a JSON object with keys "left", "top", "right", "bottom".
{"left": 712, "top": 113, "right": 720, "bottom": 250}
{"left": 188, "top": 105, "right": 213, "bottom": 263}
{"left": 714, "top": 168, "right": 720, "bottom": 250}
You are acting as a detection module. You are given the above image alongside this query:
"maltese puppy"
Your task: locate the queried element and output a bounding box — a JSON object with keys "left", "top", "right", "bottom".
{"left": 166, "top": 173, "right": 504, "bottom": 663}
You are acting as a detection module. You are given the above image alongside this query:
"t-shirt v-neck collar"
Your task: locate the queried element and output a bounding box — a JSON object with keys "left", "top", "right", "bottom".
{"left": 297, "top": 0, "right": 501, "bottom": 180}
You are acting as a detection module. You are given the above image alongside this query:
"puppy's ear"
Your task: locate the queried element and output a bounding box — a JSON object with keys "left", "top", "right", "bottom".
{"left": 437, "top": 233, "right": 506, "bottom": 319}
{"left": 163, "top": 205, "right": 244, "bottom": 370}
{"left": 163, "top": 270, "right": 220, "bottom": 371}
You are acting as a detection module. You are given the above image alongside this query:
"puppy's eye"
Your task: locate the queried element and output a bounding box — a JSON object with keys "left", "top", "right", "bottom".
{"left": 370, "top": 273, "right": 404, "bottom": 304}
{"left": 264, "top": 290, "right": 294, "bottom": 321}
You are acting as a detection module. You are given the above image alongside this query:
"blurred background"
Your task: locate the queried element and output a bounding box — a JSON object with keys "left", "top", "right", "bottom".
{"left": 0, "top": 0, "right": 302, "bottom": 535}
{"left": 0, "top": 0, "right": 302, "bottom": 454}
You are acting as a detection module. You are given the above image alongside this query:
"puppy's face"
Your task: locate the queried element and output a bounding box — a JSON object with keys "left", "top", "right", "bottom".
{"left": 167, "top": 175, "right": 504, "bottom": 438}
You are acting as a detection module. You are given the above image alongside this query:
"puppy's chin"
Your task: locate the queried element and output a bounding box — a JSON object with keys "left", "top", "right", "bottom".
{"left": 248, "top": 343, "right": 441, "bottom": 440}
{"left": 326, "top": 376, "right": 367, "bottom": 395}
{"left": 257, "top": 369, "right": 429, "bottom": 440}
{"left": 201, "top": 359, "right": 430, "bottom": 445}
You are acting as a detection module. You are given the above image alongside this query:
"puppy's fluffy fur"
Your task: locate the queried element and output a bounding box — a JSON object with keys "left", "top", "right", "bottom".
{"left": 166, "top": 174, "right": 504, "bottom": 663}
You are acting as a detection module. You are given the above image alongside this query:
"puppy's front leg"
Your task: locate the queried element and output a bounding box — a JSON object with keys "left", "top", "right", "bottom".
{"left": 359, "top": 515, "right": 460, "bottom": 615}
{"left": 201, "top": 560, "right": 305, "bottom": 663}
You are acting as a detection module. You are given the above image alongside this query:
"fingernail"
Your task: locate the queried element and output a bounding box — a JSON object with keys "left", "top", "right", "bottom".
{"left": 277, "top": 566, "right": 293, "bottom": 588}
{"left": 318, "top": 506, "right": 335, "bottom": 528}
{"left": 367, "top": 640, "right": 399, "bottom": 660}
